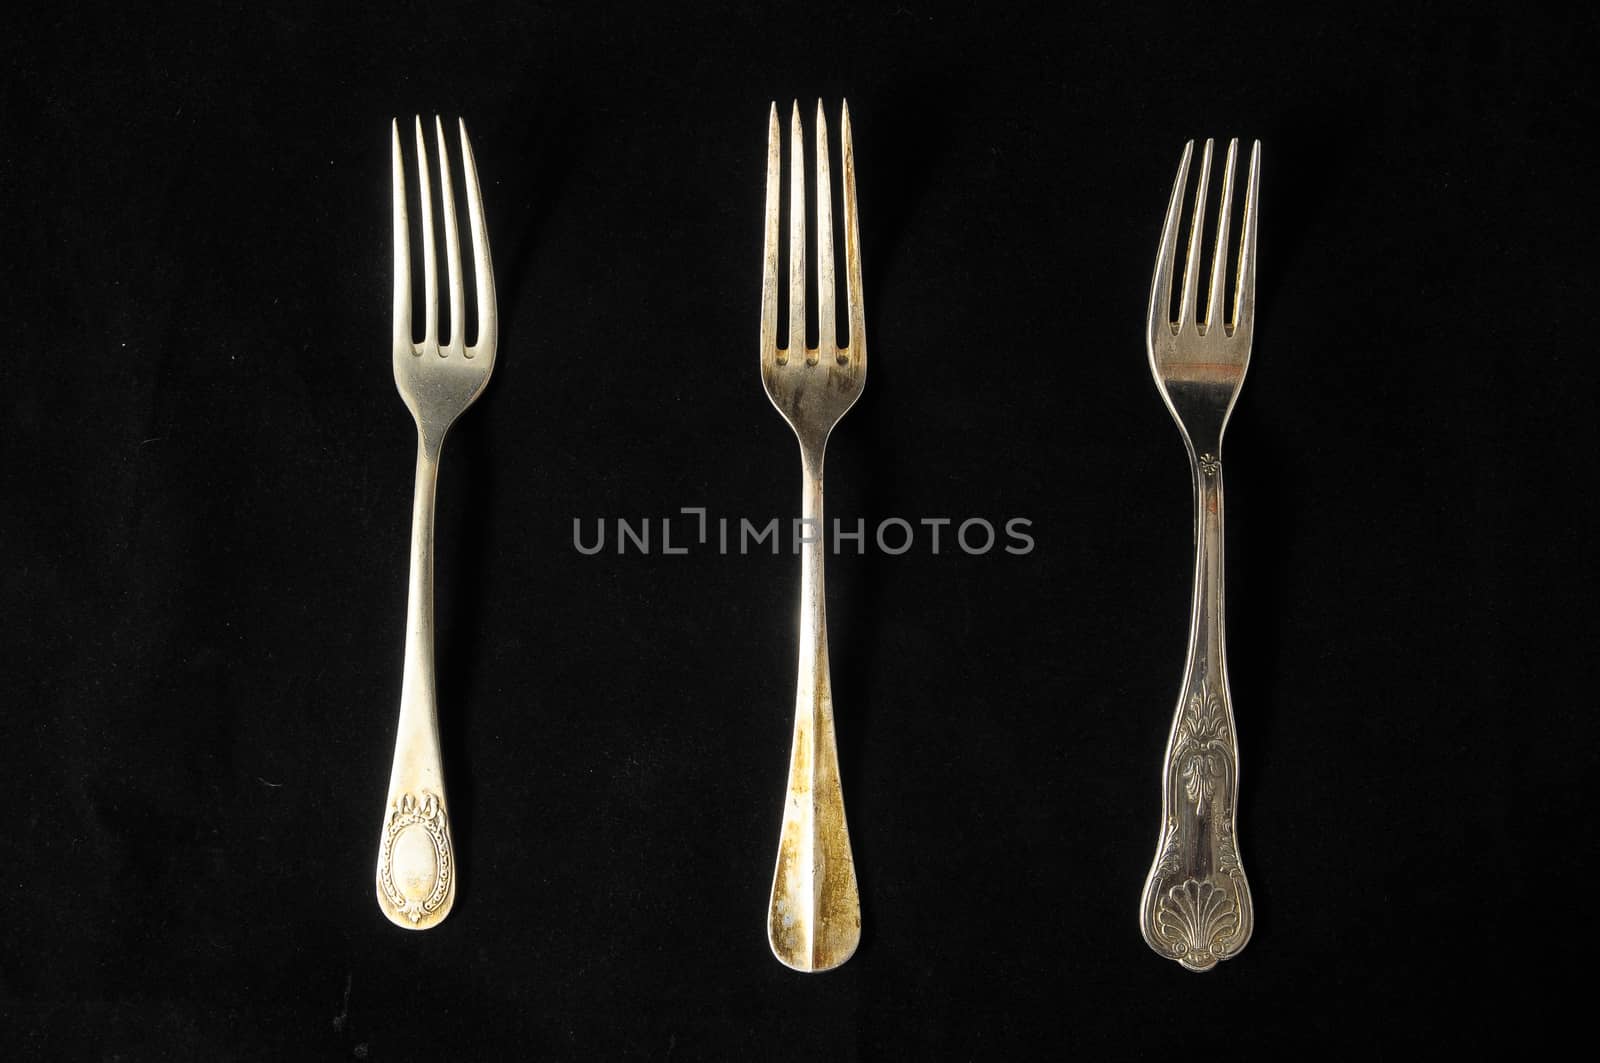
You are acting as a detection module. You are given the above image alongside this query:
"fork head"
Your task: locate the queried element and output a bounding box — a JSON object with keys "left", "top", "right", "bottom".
{"left": 1146, "top": 138, "right": 1260, "bottom": 455}
{"left": 392, "top": 116, "right": 497, "bottom": 445}
{"left": 759, "top": 100, "right": 866, "bottom": 453}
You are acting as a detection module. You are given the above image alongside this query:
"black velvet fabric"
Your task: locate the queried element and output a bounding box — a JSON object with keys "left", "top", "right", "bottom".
{"left": 1, "top": 2, "right": 1586, "bottom": 1056}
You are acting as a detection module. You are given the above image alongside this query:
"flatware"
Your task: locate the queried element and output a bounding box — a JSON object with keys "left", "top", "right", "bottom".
{"left": 375, "top": 116, "right": 497, "bottom": 930}
{"left": 1138, "top": 138, "right": 1260, "bottom": 970}
{"left": 758, "top": 100, "right": 866, "bottom": 972}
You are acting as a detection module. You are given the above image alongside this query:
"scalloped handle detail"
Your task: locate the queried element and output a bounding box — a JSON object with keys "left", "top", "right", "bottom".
{"left": 1139, "top": 672, "right": 1252, "bottom": 970}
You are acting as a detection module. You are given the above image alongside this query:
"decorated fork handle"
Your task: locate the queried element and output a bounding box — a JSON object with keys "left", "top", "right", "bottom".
{"left": 375, "top": 437, "right": 457, "bottom": 930}
{"left": 1139, "top": 450, "right": 1253, "bottom": 970}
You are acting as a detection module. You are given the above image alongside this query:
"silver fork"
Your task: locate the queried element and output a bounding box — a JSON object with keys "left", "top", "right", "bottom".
{"left": 759, "top": 100, "right": 866, "bottom": 972}
{"left": 374, "top": 116, "right": 497, "bottom": 931}
{"left": 1138, "top": 138, "right": 1260, "bottom": 971}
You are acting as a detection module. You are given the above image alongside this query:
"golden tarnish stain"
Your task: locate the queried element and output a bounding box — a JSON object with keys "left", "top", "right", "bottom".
{"left": 1158, "top": 360, "right": 1245, "bottom": 386}
{"left": 769, "top": 682, "right": 861, "bottom": 972}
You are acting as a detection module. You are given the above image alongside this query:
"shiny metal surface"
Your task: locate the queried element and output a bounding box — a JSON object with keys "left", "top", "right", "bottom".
{"left": 375, "top": 117, "right": 497, "bottom": 930}
{"left": 759, "top": 100, "right": 866, "bottom": 972}
{"left": 1138, "top": 138, "right": 1261, "bottom": 971}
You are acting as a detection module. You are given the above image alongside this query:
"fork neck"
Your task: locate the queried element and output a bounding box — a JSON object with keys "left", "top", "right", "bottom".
{"left": 796, "top": 440, "right": 829, "bottom": 672}
{"left": 393, "top": 437, "right": 443, "bottom": 784}
{"left": 415, "top": 422, "right": 449, "bottom": 461}
{"left": 796, "top": 436, "right": 827, "bottom": 484}
{"left": 1185, "top": 445, "right": 1228, "bottom": 682}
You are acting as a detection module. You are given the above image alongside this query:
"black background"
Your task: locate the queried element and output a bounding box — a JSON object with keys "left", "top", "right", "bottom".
{"left": 1, "top": 1, "right": 1591, "bottom": 1057}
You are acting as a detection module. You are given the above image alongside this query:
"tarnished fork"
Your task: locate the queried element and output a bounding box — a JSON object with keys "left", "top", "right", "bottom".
{"left": 374, "top": 116, "right": 497, "bottom": 930}
{"left": 759, "top": 100, "right": 866, "bottom": 972}
{"left": 1138, "top": 138, "right": 1261, "bottom": 971}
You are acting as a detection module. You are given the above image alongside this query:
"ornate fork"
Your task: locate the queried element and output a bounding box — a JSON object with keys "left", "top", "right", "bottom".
{"left": 759, "top": 100, "right": 865, "bottom": 972}
{"left": 375, "top": 116, "right": 496, "bottom": 930}
{"left": 1138, "top": 138, "right": 1260, "bottom": 971}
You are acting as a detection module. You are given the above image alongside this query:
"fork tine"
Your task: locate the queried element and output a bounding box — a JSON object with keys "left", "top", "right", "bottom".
{"left": 814, "top": 100, "right": 837, "bottom": 363}
{"left": 412, "top": 118, "right": 438, "bottom": 351}
{"left": 1148, "top": 140, "right": 1193, "bottom": 339}
{"left": 434, "top": 117, "right": 465, "bottom": 352}
{"left": 761, "top": 103, "right": 781, "bottom": 364}
{"left": 1235, "top": 140, "right": 1261, "bottom": 334}
{"left": 788, "top": 102, "right": 808, "bottom": 361}
{"left": 458, "top": 119, "right": 497, "bottom": 356}
{"left": 1205, "top": 139, "right": 1239, "bottom": 334}
{"left": 392, "top": 120, "right": 412, "bottom": 352}
{"left": 1177, "top": 138, "right": 1213, "bottom": 331}
{"left": 841, "top": 100, "right": 865, "bottom": 368}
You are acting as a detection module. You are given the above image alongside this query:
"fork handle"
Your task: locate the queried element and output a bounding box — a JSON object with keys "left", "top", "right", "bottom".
{"left": 1138, "top": 450, "right": 1253, "bottom": 970}
{"left": 767, "top": 446, "right": 861, "bottom": 972}
{"left": 375, "top": 437, "right": 457, "bottom": 930}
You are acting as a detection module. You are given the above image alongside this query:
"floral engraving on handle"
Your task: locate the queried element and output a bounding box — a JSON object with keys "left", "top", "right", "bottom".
{"left": 378, "top": 791, "right": 452, "bottom": 924}
{"left": 1175, "top": 677, "right": 1228, "bottom": 816}
{"left": 1155, "top": 818, "right": 1183, "bottom": 877}
{"left": 1216, "top": 817, "right": 1242, "bottom": 874}
{"left": 1145, "top": 669, "right": 1250, "bottom": 970}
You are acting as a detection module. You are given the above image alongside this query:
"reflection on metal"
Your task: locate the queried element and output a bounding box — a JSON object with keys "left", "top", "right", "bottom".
{"left": 375, "top": 117, "right": 498, "bottom": 931}
{"left": 1138, "top": 138, "right": 1262, "bottom": 971}
{"left": 758, "top": 100, "right": 866, "bottom": 972}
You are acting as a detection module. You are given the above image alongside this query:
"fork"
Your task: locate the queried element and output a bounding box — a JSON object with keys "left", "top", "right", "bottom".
{"left": 1137, "top": 138, "right": 1260, "bottom": 971}
{"left": 759, "top": 100, "right": 866, "bottom": 972}
{"left": 374, "top": 116, "right": 497, "bottom": 930}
